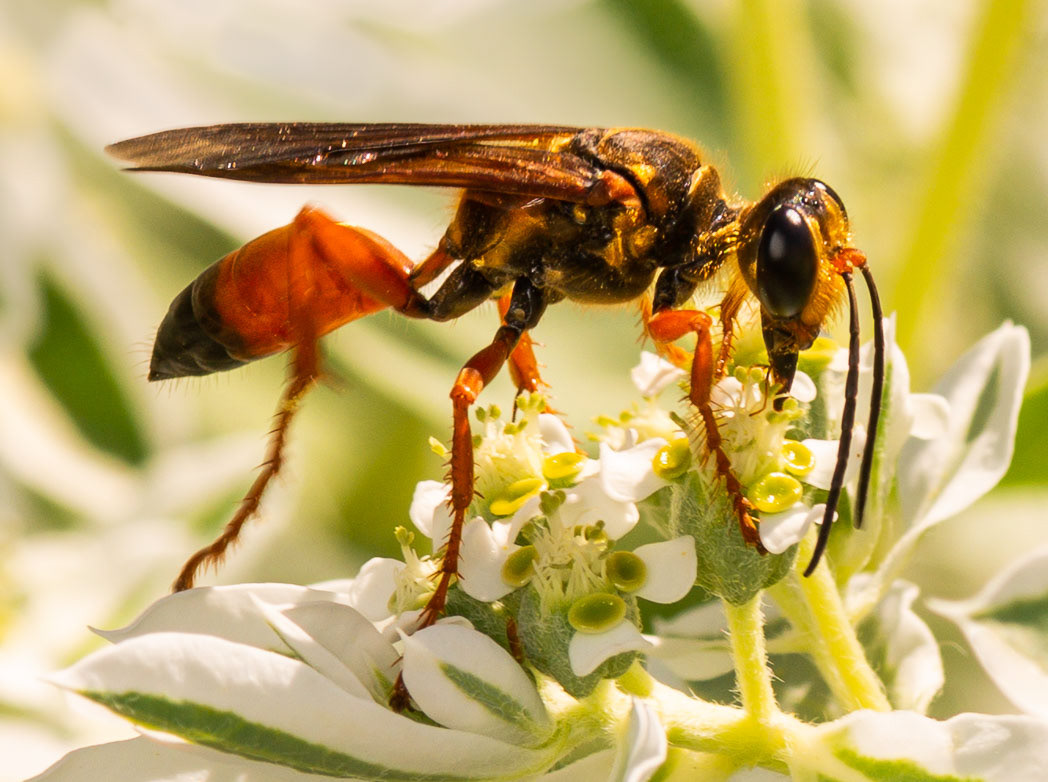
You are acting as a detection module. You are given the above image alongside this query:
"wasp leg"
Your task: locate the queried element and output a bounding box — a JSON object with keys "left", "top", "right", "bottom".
{"left": 423, "top": 277, "right": 547, "bottom": 628}
{"left": 496, "top": 292, "right": 548, "bottom": 402}
{"left": 173, "top": 216, "right": 327, "bottom": 591}
{"left": 646, "top": 309, "right": 764, "bottom": 551}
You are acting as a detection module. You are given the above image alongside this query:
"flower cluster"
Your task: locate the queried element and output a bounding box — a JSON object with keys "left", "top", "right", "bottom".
{"left": 32, "top": 319, "right": 1046, "bottom": 782}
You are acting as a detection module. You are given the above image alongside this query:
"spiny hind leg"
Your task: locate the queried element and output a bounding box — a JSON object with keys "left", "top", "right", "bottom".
{"left": 173, "top": 218, "right": 327, "bottom": 591}
{"left": 645, "top": 308, "right": 763, "bottom": 551}
{"left": 173, "top": 209, "right": 454, "bottom": 591}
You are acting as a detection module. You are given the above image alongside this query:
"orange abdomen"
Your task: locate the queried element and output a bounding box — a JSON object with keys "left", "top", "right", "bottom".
{"left": 149, "top": 213, "right": 399, "bottom": 380}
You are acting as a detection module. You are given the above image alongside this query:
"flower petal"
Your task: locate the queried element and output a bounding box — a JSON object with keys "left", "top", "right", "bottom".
{"left": 342, "top": 557, "right": 403, "bottom": 622}
{"left": 815, "top": 710, "right": 1048, "bottom": 782}
{"left": 569, "top": 621, "right": 651, "bottom": 677}
{"left": 758, "top": 503, "right": 819, "bottom": 555}
{"left": 790, "top": 371, "right": 817, "bottom": 404}
{"left": 94, "top": 583, "right": 350, "bottom": 650}
{"left": 400, "top": 624, "right": 552, "bottom": 746}
{"left": 632, "top": 537, "right": 696, "bottom": 603}
{"left": 539, "top": 413, "right": 575, "bottom": 455}
{"left": 926, "top": 545, "right": 1048, "bottom": 719}
{"left": 907, "top": 393, "right": 950, "bottom": 440}
{"left": 630, "top": 351, "right": 686, "bottom": 397}
{"left": 282, "top": 601, "right": 400, "bottom": 703}
{"left": 898, "top": 322, "right": 1030, "bottom": 530}
{"left": 599, "top": 439, "right": 668, "bottom": 503}
{"left": 801, "top": 434, "right": 864, "bottom": 491}
{"left": 849, "top": 577, "right": 943, "bottom": 713}
{"left": 563, "top": 475, "right": 639, "bottom": 540}
{"left": 458, "top": 518, "right": 519, "bottom": 602}
{"left": 409, "top": 480, "right": 449, "bottom": 539}
{"left": 52, "top": 633, "right": 550, "bottom": 779}
{"left": 27, "top": 735, "right": 322, "bottom": 782}
{"left": 608, "top": 698, "right": 667, "bottom": 782}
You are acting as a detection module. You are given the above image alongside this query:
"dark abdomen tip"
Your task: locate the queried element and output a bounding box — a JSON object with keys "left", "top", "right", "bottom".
{"left": 149, "top": 275, "right": 246, "bottom": 380}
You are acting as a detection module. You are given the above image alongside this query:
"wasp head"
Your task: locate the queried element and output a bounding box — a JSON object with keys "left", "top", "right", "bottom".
{"left": 734, "top": 177, "right": 859, "bottom": 393}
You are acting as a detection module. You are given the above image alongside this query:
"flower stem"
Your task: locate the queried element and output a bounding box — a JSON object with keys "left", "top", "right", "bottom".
{"left": 723, "top": 593, "right": 778, "bottom": 724}
{"left": 789, "top": 532, "right": 891, "bottom": 712}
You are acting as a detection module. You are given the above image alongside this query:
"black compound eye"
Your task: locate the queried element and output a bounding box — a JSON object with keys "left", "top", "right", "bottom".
{"left": 756, "top": 206, "right": 817, "bottom": 318}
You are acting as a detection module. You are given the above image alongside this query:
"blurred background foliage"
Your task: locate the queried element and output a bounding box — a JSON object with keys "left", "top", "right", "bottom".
{"left": 1, "top": 0, "right": 1046, "bottom": 778}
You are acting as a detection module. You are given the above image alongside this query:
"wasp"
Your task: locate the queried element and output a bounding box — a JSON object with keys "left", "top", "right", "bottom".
{"left": 108, "top": 123, "right": 885, "bottom": 620}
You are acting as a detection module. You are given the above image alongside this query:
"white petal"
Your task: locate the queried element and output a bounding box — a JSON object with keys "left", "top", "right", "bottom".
{"left": 95, "top": 583, "right": 350, "bottom": 650}
{"left": 282, "top": 601, "right": 400, "bottom": 703}
{"left": 409, "top": 480, "right": 449, "bottom": 539}
{"left": 907, "top": 393, "right": 950, "bottom": 440}
{"left": 632, "top": 537, "right": 696, "bottom": 603}
{"left": 790, "top": 371, "right": 817, "bottom": 403}
{"left": 801, "top": 432, "right": 864, "bottom": 491}
{"left": 848, "top": 576, "right": 943, "bottom": 713}
{"left": 710, "top": 376, "right": 744, "bottom": 408}
{"left": 52, "top": 633, "right": 547, "bottom": 778}
{"left": 758, "top": 503, "right": 818, "bottom": 555}
{"left": 539, "top": 413, "right": 575, "bottom": 455}
{"left": 926, "top": 546, "right": 1048, "bottom": 719}
{"left": 255, "top": 597, "right": 374, "bottom": 700}
{"left": 342, "top": 557, "right": 403, "bottom": 622}
{"left": 459, "top": 518, "right": 519, "bottom": 602}
{"left": 400, "top": 624, "right": 552, "bottom": 746}
{"left": 816, "top": 710, "right": 1048, "bottom": 782}
{"left": 569, "top": 621, "right": 651, "bottom": 677}
{"left": 609, "top": 698, "right": 667, "bottom": 782}
{"left": 630, "top": 351, "right": 686, "bottom": 397}
{"left": 598, "top": 439, "right": 669, "bottom": 503}
{"left": 899, "top": 322, "right": 1029, "bottom": 529}
{"left": 27, "top": 735, "right": 322, "bottom": 782}
{"left": 563, "top": 476, "right": 639, "bottom": 540}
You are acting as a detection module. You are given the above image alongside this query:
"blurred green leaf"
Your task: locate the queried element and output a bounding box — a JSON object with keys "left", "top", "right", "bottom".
{"left": 1001, "top": 361, "right": 1048, "bottom": 487}
{"left": 27, "top": 274, "right": 146, "bottom": 465}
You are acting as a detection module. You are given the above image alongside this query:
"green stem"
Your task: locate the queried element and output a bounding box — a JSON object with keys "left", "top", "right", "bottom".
{"left": 791, "top": 533, "right": 891, "bottom": 712}
{"left": 766, "top": 579, "right": 854, "bottom": 709}
{"left": 893, "top": 0, "right": 1032, "bottom": 356}
{"left": 723, "top": 594, "right": 778, "bottom": 724}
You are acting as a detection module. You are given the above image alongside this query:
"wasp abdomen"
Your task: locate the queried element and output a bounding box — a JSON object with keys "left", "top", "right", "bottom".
{"left": 149, "top": 262, "right": 249, "bottom": 380}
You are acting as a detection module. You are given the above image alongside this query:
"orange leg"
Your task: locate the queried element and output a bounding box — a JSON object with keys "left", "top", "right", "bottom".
{"left": 497, "top": 293, "right": 546, "bottom": 397}
{"left": 641, "top": 296, "right": 691, "bottom": 370}
{"left": 174, "top": 218, "right": 326, "bottom": 591}
{"left": 646, "top": 309, "right": 763, "bottom": 551}
{"left": 420, "top": 325, "right": 521, "bottom": 627}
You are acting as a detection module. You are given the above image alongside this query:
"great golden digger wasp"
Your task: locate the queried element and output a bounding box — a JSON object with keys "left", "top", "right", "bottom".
{"left": 108, "top": 122, "right": 885, "bottom": 619}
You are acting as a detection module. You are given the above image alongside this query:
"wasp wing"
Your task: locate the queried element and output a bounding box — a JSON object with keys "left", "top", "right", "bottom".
{"left": 106, "top": 122, "right": 613, "bottom": 203}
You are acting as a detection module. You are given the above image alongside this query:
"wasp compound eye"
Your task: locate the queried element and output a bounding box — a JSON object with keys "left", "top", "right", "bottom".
{"left": 756, "top": 206, "right": 817, "bottom": 319}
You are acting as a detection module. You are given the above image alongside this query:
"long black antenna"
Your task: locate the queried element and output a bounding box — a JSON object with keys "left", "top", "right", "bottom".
{"left": 853, "top": 265, "right": 885, "bottom": 528}
{"left": 805, "top": 272, "right": 860, "bottom": 577}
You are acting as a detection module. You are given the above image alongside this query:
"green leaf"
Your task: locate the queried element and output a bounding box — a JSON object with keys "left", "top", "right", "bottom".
{"left": 27, "top": 274, "right": 146, "bottom": 465}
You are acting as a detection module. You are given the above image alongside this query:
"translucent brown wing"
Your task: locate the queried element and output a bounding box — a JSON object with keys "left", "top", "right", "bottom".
{"left": 106, "top": 122, "right": 608, "bottom": 203}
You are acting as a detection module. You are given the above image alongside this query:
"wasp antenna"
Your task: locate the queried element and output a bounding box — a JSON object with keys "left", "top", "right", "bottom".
{"left": 804, "top": 272, "right": 860, "bottom": 577}
{"left": 853, "top": 265, "right": 885, "bottom": 528}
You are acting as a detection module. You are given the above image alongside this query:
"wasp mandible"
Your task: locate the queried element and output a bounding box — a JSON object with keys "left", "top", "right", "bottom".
{"left": 108, "top": 123, "right": 885, "bottom": 622}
